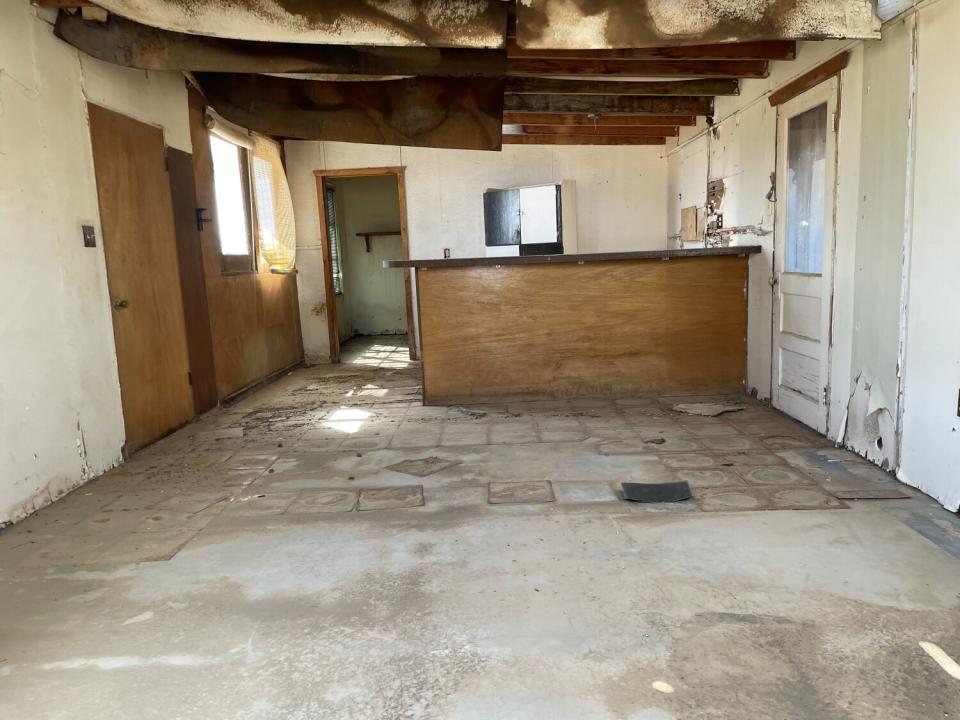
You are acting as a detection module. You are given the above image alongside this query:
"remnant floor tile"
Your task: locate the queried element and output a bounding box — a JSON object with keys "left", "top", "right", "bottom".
{"left": 358, "top": 485, "right": 424, "bottom": 511}
{"left": 385, "top": 456, "right": 460, "bottom": 477}
{"left": 286, "top": 490, "right": 358, "bottom": 514}
{"left": 768, "top": 487, "right": 848, "bottom": 510}
{"left": 695, "top": 487, "right": 773, "bottom": 512}
{"left": 488, "top": 481, "right": 556, "bottom": 505}
{"left": 739, "top": 466, "right": 815, "bottom": 486}
{"left": 676, "top": 469, "right": 747, "bottom": 489}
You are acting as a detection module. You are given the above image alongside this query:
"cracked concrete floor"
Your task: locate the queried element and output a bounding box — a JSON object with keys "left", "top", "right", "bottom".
{"left": 1, "top": 350, "right": 960, "bottom": 719}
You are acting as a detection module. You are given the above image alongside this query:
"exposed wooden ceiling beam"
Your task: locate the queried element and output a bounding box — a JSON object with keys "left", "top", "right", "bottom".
{"left": 194, "top": 73, "right": 505, "bottom": 151}
{"left": 507, "top": 59, "right": 769, "bottom": 78}
{"left": 505, "top": 94, "right": 713, "bottom": 116}
{"left": 518, "top": 125, "right": 679, "bottom": 137}
{"left": 505, "top": 77, "right": 738, "bottom": 96}
{"left": 505, "top": 38, "right": 796, "bottom": 61}
{"left": 503, "top": 112, "right": 696, "bottom": 126}
{"left": 515, "top": 0, "right": 880, "bottom": 49}
{"left": 55, "top": 11, "right": 506, "bottom": 76}
{"left": 503, "top": 135, "right": 667, "bottom": 146}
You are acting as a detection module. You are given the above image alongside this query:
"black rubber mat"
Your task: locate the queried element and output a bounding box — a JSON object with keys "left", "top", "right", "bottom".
{"left": 622, "top": 481, "right": 692, "bottom": 504}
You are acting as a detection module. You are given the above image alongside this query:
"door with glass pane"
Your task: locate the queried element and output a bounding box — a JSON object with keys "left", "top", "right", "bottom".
{"left": 772, "top": 78, "right": 838, "bottom": 433}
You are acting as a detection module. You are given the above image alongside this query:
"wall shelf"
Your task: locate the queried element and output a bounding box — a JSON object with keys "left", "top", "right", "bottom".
{"left": 356, "top": 230, "right": 402, "bottom": 252}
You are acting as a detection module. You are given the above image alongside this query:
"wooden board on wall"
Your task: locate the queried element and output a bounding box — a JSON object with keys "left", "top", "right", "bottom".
{"left": 187, "top": 87, "right": 304, "bottom": 399}
{"left": 87, "top": 103, "right": 195, "bottom": 451}
{"left": 417, "top": 256, "right": 749, "bottom": 404}
{"left": 166, "top": 147, "right": 219, "bottom": 414}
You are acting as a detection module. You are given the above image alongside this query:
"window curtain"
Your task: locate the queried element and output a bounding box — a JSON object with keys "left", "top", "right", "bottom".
{"left": 250, "top": 135, "right": 297, "bottom": 272}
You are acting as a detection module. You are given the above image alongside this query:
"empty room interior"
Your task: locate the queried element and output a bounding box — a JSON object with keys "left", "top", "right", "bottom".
{"left": 2, "top": 1, "right": 960, "bottom": 717}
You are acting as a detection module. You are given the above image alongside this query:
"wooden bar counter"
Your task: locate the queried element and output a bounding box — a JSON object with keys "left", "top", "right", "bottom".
{"left": 385, "top": 247, "right": 762, "bottom": 405}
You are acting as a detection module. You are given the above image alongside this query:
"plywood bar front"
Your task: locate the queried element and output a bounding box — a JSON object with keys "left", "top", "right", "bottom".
{"left": 386, "top": 248, "right": 760, "bottom": 405}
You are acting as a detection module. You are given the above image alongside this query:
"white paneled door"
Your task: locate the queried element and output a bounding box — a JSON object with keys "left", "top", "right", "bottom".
{"left": 772, "top": 78, "right": 839, "bottom": 433}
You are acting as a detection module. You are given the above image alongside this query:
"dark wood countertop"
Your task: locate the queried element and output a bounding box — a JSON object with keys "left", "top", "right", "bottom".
{"left": 383, "top": 246, "right": 762, "bottom": 269}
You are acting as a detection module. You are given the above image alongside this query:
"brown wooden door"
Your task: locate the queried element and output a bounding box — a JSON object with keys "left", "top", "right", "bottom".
{"left": 88, "top": 104, "right": 195, "bottom": 452}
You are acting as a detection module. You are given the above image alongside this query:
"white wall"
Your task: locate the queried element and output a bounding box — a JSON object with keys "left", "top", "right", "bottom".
{"left": 0, "top": 2, "right": 190, "bottom": 524}
{"left": 286, "top": 141, "right": 667, "bottom": 364}
{"left": 898, "top": 0, "right": 960, "bottom": 511}
{"left": 666, "top": 39, "right": 864, "bottom": 410}
{"left": 665, "top": 0, "right": 960, "bottom": 510}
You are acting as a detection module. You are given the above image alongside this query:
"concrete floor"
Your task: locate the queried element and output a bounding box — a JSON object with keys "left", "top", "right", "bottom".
{"left": 2, "top": 338, "right": 960, "bottom": 719}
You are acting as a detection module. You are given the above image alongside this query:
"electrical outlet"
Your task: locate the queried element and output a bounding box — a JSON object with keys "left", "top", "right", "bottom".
{"left": 443, "top": 248, "right": 451, "bottom": 259}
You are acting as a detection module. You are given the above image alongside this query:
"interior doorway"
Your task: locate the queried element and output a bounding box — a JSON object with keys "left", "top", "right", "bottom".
{"left": 314, "top": 168, "right": 416, "bottom": 363}
{"left": 771, "top": 77, "right": 839, "bottom": 433}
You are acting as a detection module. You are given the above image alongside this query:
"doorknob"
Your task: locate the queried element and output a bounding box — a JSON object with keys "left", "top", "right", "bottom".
{"left": 112, "top": 299, "right": 129, "bottom": 309}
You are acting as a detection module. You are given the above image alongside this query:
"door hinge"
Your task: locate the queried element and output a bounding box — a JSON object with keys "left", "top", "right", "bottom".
{"left": 188, "top": 371, "right": 193, "bottom": 386}
{"left": 833, "top": 111, "right": 839, "bottom": 133}
{"left": 822, "top": 386, "right": 830, "bottom": 406}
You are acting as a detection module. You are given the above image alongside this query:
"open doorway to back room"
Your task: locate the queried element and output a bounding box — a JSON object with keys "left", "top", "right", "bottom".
{"left": 315, "top": 168, "right": 415, "bottom": 364}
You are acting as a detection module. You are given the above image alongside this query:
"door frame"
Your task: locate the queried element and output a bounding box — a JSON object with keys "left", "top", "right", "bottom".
{"left": 770, "top": 76, "right": 841, "bottom": 433}
{"left": 313, "top": 167, "right": 416, "bottom": 363}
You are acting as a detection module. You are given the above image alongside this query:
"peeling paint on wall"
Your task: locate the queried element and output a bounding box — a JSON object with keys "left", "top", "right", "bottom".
{"left": 842, "top": 373, "right": 897, "bottom": 470}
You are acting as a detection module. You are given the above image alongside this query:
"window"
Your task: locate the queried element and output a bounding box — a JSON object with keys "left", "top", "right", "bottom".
{"left": 325, "top": 185, "right": 344, "bottom": 295}
{"left": 785, "top": 103, "right": 828, "bottom": 274}
{"left": 250, "top": 136, "right": 297, "bottom": 273}
{"left": 209, "top": 134, "right": 255, "bottom": 273}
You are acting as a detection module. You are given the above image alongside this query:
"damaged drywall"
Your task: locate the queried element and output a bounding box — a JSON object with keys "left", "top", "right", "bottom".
{"left": 842, "top": 374, "right": 898, "bottom": 469}
{"left": 91, "top": 0, "right": 508, "bottom": 48}
{"left": 517, "top": 0, "right": 881, "bottom": 49}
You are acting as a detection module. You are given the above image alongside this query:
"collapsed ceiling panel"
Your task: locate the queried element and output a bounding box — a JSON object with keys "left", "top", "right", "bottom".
{"left": 195, "top": 73, "right": 505, "bottom": 150}
{"left": 515, "top": 0, "right": 881, "bottom": 49}
{"left": 92, "top": 0, "right": 508, "bottom": 48}
{"left": 55, "top": 12, "right": 505, "bottom": 76}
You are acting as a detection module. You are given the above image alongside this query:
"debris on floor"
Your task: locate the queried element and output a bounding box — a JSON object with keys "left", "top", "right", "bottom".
{"left": 622, "top": 481, "right": 692, "bottom": 504}
{"left": 672, "top": 403, "right": 746, "bottom": 417}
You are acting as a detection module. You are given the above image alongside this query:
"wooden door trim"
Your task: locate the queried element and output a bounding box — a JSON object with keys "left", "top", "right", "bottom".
{"left": 312, "top": 166, "right": 417, "bottom": 363}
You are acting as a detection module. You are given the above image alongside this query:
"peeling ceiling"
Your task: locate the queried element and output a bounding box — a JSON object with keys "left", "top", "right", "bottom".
{"left": 90, "top": 0, "right": 508, "bottom": 48}
{"left": 515, "top": 0, "right": 882, "bottom": 49}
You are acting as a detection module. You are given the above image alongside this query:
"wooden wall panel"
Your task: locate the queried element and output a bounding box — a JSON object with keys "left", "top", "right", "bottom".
{"left": 418, "top": 256, "right": 749, "bottom": 404}
{"left": 167, "top": 147, "right": 219, "bottom": 413}
{"left": 187, "top": 88, "right": 303, "bottom": 399}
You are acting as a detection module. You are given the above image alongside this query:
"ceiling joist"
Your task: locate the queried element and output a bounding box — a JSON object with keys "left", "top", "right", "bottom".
{"left": 516, "top": 125, "right": 680, "bottom": 137}
{"left": 505, "top": 94, "right": 714, "bottom": 116}
{"left": 505, "top": 78, "right": 739, "bottom": 97}
{"left": 504, "top": 38, "right": 797, "bottom": 61}
{"left": 507, "top": 59, "right": 769, "bottom": 78}
{"left": 503, "top": 135, "right": 667, "bottom": 146}
{"left": 502, "top": 113, "right": 697, "bottom": 127}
